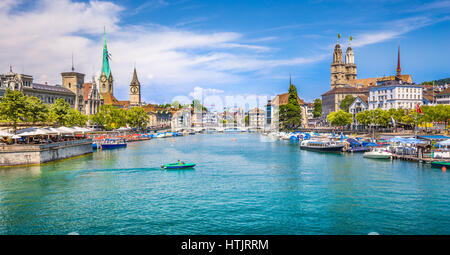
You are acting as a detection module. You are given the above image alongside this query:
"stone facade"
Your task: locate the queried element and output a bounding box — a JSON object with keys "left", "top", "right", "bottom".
{"left": 0, "top": 139, "right": 92, "bottom": 166}
{"left": 331, "top": 43, "right": 357, "bottom": 88}
{"left": 0, "top": 67, "right": 76, "bottom": 107}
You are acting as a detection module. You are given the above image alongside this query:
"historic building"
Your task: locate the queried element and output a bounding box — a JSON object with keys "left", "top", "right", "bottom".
{"left": 0, "top": 66, "right": 76, "bottom": 107}
{"left": 82, "top": 76, "right": 102, "bottom": 115}
{"left": 129, "top": 67, "right": 141, "bottom": 107}
{"left": 331, "top": 40, "right": 357, "bottom": 88}
{"left": 322, "top": 43, "right": 415, "bottom": 117}
{"left": 61, "top": 65, "right": 86, "bottom": 112}
{"left": 368, "top": 80, "right": 423, "bottom": 110}
{"left": 99, "top": 29, "right": 120, "bottom": 107}
{"left": 248, "top": 108, "right": 266, "bottom": 128}
{"left": 267, "top": 78, "right": 308, "bottom": 130}
{"left": 321, "top": 86, "right": 369, "bottom": 116}
{"left": 0, "top": 64, "right": 102, "bottom": 116}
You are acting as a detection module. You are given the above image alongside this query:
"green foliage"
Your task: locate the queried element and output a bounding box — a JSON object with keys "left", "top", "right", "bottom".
{"left": 191, "top": 99, "right": 207, "bottom": 112}
{"left": 90, "top": 105, "right": 127, "bottom": 131}
{"left": 0, "top": 89, "right": 27, "bottom": 133}
{"left": 422, "top": 78, "right": 450, "bottom": 86}
{"left": 355, "top": 105, "right": 450, "bottom": 128}
{"left": 313, "top": 98, "right": 322, "bottom": 117}
{"left": 244, "top": 115, "right": 249, "bottom": 126}
{"left": 126, "top": 107, "right": 149, "bottom": 130}
{"left": 339, "top": 95, "right": 355, "bottom": 112}
{"left": 279, "top": 84, "right": 303, "bottom": 131}
{"left": 327, "top": 110, "right": 353, "bottom": 126}
{"left": 25, "top": 96, "right": 49, "bottom": 124}
{"left": 48, "top": 99, "right": 88, "bottom": 127}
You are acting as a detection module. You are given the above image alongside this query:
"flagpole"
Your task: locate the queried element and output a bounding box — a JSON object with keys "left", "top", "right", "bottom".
{"left": 415, "top": 105, "right": 418, "bottom": 139}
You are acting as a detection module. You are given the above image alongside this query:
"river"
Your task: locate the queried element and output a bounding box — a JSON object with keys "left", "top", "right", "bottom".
{"left": 0, "top": 133, "right": 449, "bottom": 234}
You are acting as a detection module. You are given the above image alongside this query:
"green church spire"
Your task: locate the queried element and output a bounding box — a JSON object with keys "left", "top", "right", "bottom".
{"left": 101, "top": 27, "right": 111, "bottom": 79}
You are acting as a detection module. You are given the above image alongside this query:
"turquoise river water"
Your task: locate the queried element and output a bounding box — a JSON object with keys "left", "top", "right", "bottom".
{"left": 0, "top": 133, "right": 449, "bottom": 235}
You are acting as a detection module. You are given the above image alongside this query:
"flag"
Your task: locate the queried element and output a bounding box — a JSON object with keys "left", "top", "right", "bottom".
{"left": 391, "top": 116, "right": 396, "bottom": 126}
{"left": 349, "top": 36, "right": 353, "bottom": 41}
{"left": 416, "top": 104, "right": 423, "bottom": 115}
{"left": 337, "top": 33, "right": 341, "bottom": 39}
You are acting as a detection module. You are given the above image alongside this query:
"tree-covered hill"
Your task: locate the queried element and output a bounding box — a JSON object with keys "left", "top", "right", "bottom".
{"left": 422, "top": 78, "right": 450, "bottom": 85}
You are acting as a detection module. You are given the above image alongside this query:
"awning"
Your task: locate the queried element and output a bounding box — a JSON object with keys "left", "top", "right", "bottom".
{"left": 0, "top": 130, "right": 13, "bottom": 137}
{"left": 17, "top": 127, "right": 50, "bottom": 136}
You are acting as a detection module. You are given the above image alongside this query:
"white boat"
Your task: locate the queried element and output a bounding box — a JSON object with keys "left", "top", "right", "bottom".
{"left": 300, "top": 139, "right": 345, "bottom": 152}
{"left": 155, "top": 133, "right": 166, "bottom": 138}
{"left": 363, "top": 147, "right": 392, "bottom": 159}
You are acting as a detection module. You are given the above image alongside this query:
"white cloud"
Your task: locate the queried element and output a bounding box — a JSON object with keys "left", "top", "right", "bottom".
{"left": 0, "top": 0, "right": 323, "bottom": 103}
{"left": 351, "top": 16, "right": 448, "bottom": 47}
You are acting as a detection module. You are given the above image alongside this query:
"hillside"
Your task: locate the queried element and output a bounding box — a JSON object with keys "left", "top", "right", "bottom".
{"left": 422, "top": 78, "right": 450, "bottom": 85}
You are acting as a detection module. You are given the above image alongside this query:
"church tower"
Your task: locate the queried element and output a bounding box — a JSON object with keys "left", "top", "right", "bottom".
{"left": 330, "top": 43, "right": 347, "bottom": 88}
{"left": 345, "top": 44, "right": 357, "bottom": 82}
{"left": 129, "top": 67, "right": 141, "bottom": 106}
{"left": 61, "top": 55, "right": 85, "bottom": 112}
{"left": 396, "top": 45, "right": 401, "bottom": 79}
{"left": 99, "top": 28, "right": 113, "bottom": 95}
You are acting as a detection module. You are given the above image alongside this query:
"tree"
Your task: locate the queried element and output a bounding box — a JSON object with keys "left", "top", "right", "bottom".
{"left": 0, "top": 89, "right": 27, "bottom": 133}
{"left": 279, "top": 84, "right": 302, "bottom": 131}
{"left": 327, "top": 110, "right": 353, "bottom": 126}
{"left": 48, "top": 99, "right": 72, "bottom": 125}
{"left": 48, "top": 99, "right": 87, "bottom": 126}
{"left": 355, "top": 110, "right": 373, "bottom": 126}
{"left": 90, "top": 105, "right": 127, "bottom": 131}
{"left": 313, "top": 98, "right": 322, "bottom": 117}
{"left": 339, "top": 95, "right": 355, "bottom": 112}
{"left": 373, "top": 108, "right": 390, "bottom": 126}
{"left": 127, "top": 107, "right": 149, "bottom": 130}
{"left": 25, "top": 96, "right": 49, "bottom": 124}
{"left": 66, "top": 109, "right": 88, "bottom": 127}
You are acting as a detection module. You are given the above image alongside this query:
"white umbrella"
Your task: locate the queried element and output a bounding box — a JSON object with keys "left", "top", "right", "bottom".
{"left": 17, "top": 127, "right": 49, "bottom": 136}
{"left": 42, "top": 127, "right": 61, "bottom": 135}
{"left": 0, "top": 130, "right": 13, "bottom": 137}
{"left": 55, "top": 127, "right": 77, "bottom": 134}
{"left": 11, "top": 135, "right": 21, "bottom": 139}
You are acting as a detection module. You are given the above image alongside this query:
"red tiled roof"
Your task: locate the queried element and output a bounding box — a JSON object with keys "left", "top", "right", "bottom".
{"left": 83, "top": 83, "right": 91, "bottom": 101}
{"left": 276, "top": 92, "right": 305, "bottom": 105}
{"left": 321, "top": 86, "right": 369, "bottom": 96}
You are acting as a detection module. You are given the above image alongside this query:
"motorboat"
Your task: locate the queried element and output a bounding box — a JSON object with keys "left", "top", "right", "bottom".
{"left": 363, "top": 147, "right": 392, "bottom": 159}
{"left": 161, "top": 162, "right": 196, "bottom": 169}
{"left": 99, "top": 138, "right": 127, "bottom": 149}
{"left": 299, "top": 140, "right": 345, "bottom": 152}
{"left": 430, "top": 161, "right": 450, "bottom": 168}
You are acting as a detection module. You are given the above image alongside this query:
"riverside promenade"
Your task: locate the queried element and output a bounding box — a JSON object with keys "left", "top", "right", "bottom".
{"left": 0, "top": 139, "right": 93, "bottom": 167}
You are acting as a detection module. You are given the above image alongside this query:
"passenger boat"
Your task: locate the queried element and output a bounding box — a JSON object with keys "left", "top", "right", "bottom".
{"left": 363, "top": 147, "right": 392, "bottom": 159}
{"left": 299, "top": 140, "right": 345, "bottom": 152}
{"left": 161, "top": 162, "right": 196, "bottom": 169}
{"left": 100, "top": 138, "right": 127, "bottom": 149}
{"left": 430, "top": 161, "right": 450, "bottom": 168}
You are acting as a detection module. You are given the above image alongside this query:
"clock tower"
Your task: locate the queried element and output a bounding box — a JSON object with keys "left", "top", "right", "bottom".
{"left": 129, "top": 67, "right": 141, "bottom": 106}
{"left": 99, "top": 28, "right": 113, "bottom": 95}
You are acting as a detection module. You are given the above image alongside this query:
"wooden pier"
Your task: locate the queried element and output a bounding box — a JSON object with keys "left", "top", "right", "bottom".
{"left": 391, "top": 154, "right": 450, "bottom": 163}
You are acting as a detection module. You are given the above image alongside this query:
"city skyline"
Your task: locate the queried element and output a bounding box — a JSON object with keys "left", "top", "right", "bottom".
{"left": 1, "top": 0, "right": 450, "bottom": 104}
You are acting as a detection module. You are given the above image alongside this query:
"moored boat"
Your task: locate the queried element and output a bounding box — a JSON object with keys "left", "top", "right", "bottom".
{"left": 100, "top": 138, "right": 127, "bottom": 149}
{"left": 299, "top": 140, "right": 345, "bottom": 152}
{"left": 363, "top": 147, "right": 392, "bottom": 159}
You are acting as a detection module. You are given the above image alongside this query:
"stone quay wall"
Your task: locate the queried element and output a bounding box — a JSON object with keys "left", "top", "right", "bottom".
{"left": 0, "top": 139, "right": 93, "bottom": 167}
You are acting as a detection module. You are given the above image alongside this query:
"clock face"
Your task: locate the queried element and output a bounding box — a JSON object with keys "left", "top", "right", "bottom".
{"left": 130, "top": 86, "right": 139, "bottom": 94}
{"left": 101, "top": 76, "right": 107, "bottom": 82}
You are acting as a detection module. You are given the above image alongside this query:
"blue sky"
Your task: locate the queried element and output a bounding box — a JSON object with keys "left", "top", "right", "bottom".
{"left": 1, "top": 0, "right": 450, "bottom": 104}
